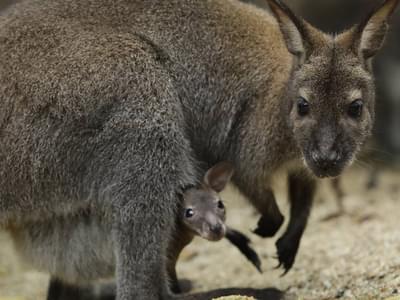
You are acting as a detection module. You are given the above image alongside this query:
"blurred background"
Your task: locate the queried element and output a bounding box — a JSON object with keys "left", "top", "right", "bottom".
{"left": 0, "top": 1, "right": 399, "bottom": 300}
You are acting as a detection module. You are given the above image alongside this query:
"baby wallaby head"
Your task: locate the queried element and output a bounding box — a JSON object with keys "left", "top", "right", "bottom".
{"left": 267, "top": 0, "right": 399, "bottom": 177}
{"left": 181, "top": 162, "right": 234, "bottom": 242}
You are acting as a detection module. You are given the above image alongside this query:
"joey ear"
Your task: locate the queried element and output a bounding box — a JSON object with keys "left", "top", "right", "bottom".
{"left": 341, "top": 0, "right": 399, "bottom": 63}
{"left": 203, "top": 162, "right": 234, "bottom": 193}
{"left": 266, "top": 0, "right": 320, "bottom": 64}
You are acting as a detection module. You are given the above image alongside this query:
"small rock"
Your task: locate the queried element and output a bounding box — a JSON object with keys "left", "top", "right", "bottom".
{"left": 322, "top": 280, "right": 332, "bottom": 289}
{"left": 335, "top": 289, "right": 346, "bottom": 298}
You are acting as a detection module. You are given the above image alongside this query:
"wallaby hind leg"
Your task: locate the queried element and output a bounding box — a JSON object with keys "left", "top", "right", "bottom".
{"left": 100, "top": 121, "right": 195, "bottom": 299}
{"left": 112, "top": 177, "right": 179, "bottom": 300}
{"left": 275, "top": 172, "right": 316, "bottom": 275}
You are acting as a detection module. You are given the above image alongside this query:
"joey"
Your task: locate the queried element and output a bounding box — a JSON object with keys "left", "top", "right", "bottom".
{"left": 168, "top": 162, "right": 262, "bottom": 293}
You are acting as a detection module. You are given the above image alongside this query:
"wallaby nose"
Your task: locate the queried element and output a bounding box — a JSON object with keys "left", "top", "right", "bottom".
{"left": 311, "top": 149, "right": 339, "bottom": 168}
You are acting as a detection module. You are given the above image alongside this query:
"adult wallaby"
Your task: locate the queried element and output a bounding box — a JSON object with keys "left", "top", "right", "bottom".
{"left": 0, "top": 0, "right": 398, "bottom": 299}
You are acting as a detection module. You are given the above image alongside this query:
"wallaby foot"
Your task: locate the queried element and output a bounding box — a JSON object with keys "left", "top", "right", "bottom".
{"left": 170, "top": 280, "right": 182, "bottom": 294}
{"left": 169, "top": 279, "right": 192, "bottom": 294}
{"left": 178, "top": 279, "right": 193, "bottom": 293}
{"left": 275, "top": 233, "right": 300, "bottom": 276}
{"left": 253, "top": 212, "right": 284, "bottom": 238}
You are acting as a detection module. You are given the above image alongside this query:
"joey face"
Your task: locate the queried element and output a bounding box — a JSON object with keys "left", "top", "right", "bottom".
{"left": 267, "top": 0, "right": 399, "bottom": 177}
{"left": 180, "top": 161, "right": 233, "bottom": 241}
{"left": 288, "top": 48, "right": 374, "bottom": 177}
{"left": 182, "top": 188, "right": 226, "bottom": 241}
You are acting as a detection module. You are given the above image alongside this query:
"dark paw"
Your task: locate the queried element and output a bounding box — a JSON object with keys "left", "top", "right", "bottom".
{"left": 253, "top": 213, "right": 284, "bottom": 238}
{"left": 177, "top": 279, "right": 193, "bottom": 293}
{"left": 170, "top": 282, "right": 182, "bottom": 294}
{"left": 274, "top": 235, "right": 300, "bottom": 276}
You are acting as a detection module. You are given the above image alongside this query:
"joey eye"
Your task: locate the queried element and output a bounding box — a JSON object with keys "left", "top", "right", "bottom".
{"left": 297, "top": 97, "right": 310, "bottom": 116}
{"left": 185, "top": 208, "right": 194, "bottom": 218}
{"left": 348, "top": 99, "right": 363, "bottom": 119}
{"left": 217, "top": 200, "right": 225, "bottom": 209}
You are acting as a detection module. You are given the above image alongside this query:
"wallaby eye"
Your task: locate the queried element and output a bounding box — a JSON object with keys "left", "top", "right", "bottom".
{"left": 185, "top": 208, "right": 194, "bottom": 218}
{"left": 297, "top": 97, "right": 310, "bottom": 116}
{"left": 217, "top": 200, "right": 224, "bottom": 209}
{"left": 348, "top": 99, "right": 363, "bottom": 119}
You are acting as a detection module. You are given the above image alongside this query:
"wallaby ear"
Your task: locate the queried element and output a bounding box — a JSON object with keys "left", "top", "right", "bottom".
{"left": 343, "top": 0, "right": 399, "bottom": 62}
{"left": 203, "top": 162, "right": 234, "bottom": 193}
{"left": 266, "top": 0, "right": 316, "bottom": 64}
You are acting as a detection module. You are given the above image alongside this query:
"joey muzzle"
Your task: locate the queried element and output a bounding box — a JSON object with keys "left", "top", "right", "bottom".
{"left": 201, "top": 221, "right": 226, "bottom": 241}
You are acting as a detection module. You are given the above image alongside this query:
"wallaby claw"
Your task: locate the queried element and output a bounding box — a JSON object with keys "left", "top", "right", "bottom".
{"left": 280, "top": 268, "right": 290, "bottom": 277}
{"left": 275, "top": 235, "right": 300, "bottom": 275}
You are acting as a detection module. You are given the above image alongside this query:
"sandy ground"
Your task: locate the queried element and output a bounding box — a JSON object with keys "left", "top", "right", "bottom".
{"left": 0, "top": 167, "right": 400, "bottom": 300}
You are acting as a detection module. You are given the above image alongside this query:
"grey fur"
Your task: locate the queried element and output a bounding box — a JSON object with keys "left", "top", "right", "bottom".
{"left": 0, "top": 0, "right": 398, "bottom": 299}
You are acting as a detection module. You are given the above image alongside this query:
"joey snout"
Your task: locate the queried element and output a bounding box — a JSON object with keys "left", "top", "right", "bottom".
{"left": 201, "top": 220, "right": 226, "bottom": 241}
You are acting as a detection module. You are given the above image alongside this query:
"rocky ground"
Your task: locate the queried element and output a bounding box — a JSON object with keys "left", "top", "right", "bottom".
{"left": 0, "top": 166, "right": 400, "bottom": 300}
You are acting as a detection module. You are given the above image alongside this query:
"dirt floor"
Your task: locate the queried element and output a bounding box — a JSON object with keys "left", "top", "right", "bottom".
{"left": 0, "top": 166, "right": 400, "bottom": 300}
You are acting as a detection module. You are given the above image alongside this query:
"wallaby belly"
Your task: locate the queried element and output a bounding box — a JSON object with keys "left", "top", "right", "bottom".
{"left": 8, "top": 212, "right": 115, "bottom": 283}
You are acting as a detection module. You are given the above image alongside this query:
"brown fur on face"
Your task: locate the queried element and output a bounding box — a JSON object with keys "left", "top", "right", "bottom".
{"left": 287, "top": 45, "right": 374, "bottom": 177}
{"left": 268, "top": 0, "right": 399, "bottom": 177}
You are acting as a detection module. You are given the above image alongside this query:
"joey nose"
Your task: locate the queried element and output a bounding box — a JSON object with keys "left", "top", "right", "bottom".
{"left": 208, "top": 223, "right": 225, "bottom": 240}
{"left": 210, "top": 223, "right": 223, "bottom": 235}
